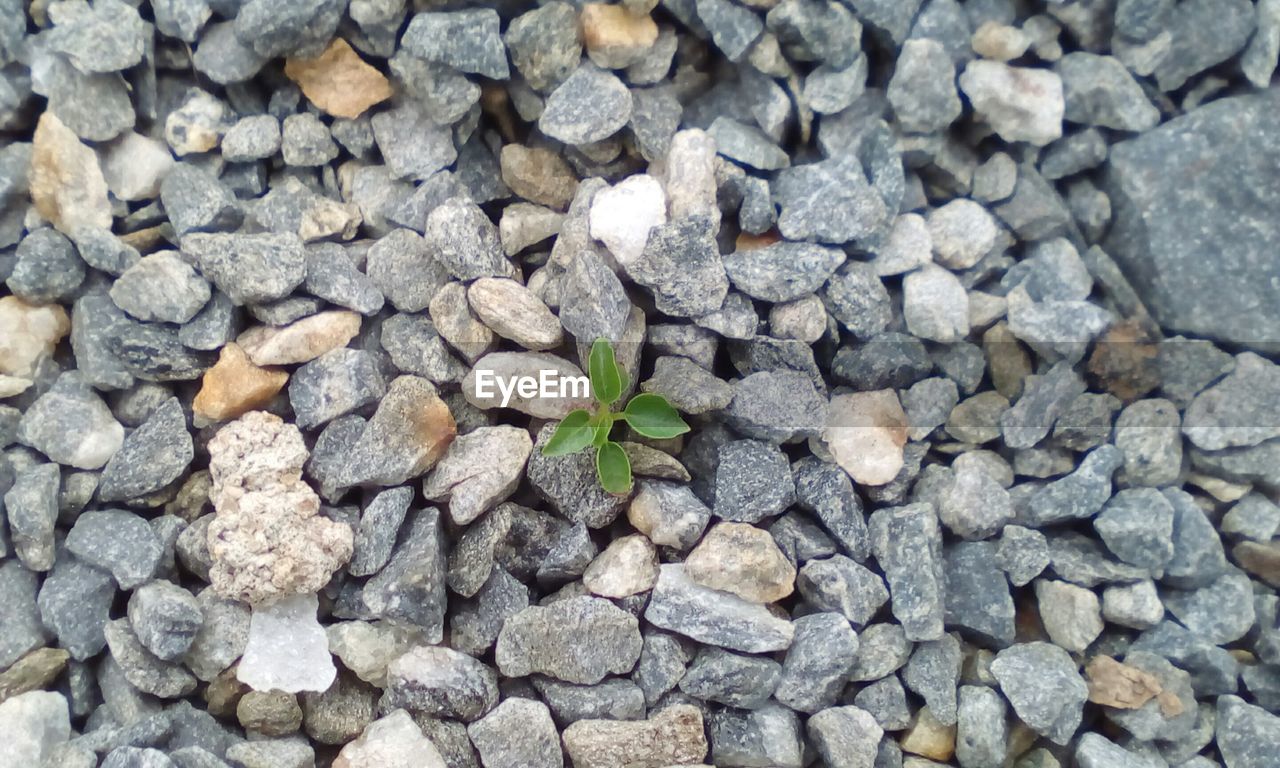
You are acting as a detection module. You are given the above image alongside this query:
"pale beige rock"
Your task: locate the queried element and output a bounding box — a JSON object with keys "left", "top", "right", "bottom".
{"left": 622, "top": 442, "right": 691, "bottom": 482}
{"left": 823, "top": 390, "right": 909, "bottom": 486}
{"left": 334, "top": 709, "right": 447, "bottom": 768}
{"left": 499, "top": 144, "right": 579, "bottom": 210}
{"left": 466, "top": 277, "right": 564, "bottom": 351}
{"left": 299, "top": 197, "right": 362, "bottom": 242}
{"left": 0, "top": 374, "right": 32, "bottom": 398}
{"left": 581, "top": 3, "right": 659, "bottom": 69}
{"left": 659, "top": 129, "right": 719, "bottom": 225}
{"left": 1085, "top": 655, "right": 1162, "bottom": 711}
{"left": 1035, "top": 578, "right": 1103, "bottom": 653}
{"left": 901, "top": 707, "right": 957, "bottom": 761}
{"left": 99, "top": 132, "right": 175, "bottom": 202}
{"left": 29, "top": 112, "right": 112, "bottom": 235}
{"left": 285, "top": 39, "right": 393, "bottom": 120}
{"left": 430, "top": 281, "right": 497, "bottom": 364}
{"left": 583, "top": 534, "right": 659, "bottom": 598}
{"left": 500, "top": 203, "right": 565, "bottom": 256}
{"left": 972, "top": 21, "right": 1031, "bottom": 61}
{"left": 562, "top": 704, "right": 708, "bottom": 768}
{"left": 684, "top": 522, "right": 796, "bottom": 603}
{"left": 206, "top": 411, "right": 353, "bottom": 605}
{"left": 0, "top": 296, "right": 71, "bottom": 379}
{"left": 192, "top": 343, "right": 289, "bottom": 423}
{"left": 422, "top": 425, "right": 533, "bottom": 525}
{"left": 326, "top": 622, "right": 427, "bottom": 687}
{"left": 236, "top": 310, "right": 362, "bottom": 366}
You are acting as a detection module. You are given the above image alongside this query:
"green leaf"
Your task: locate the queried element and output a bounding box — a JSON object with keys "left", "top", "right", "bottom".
{"left": 590, "top": 410, "right": 613, "bottom": 447}
{"left": 589, "top": 338, "right": 623, "bottom": 406}
{"left": 541, "top": 409, "right": 595, "bottom": 456}
{"left": 595, "top": 440, "right": 632, "bottom": 494}
{"left": 623, "top": 393, "right": 691, "bottom": 439}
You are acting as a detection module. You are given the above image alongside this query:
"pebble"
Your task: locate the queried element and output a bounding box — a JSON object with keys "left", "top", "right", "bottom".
{"left": 333, "top": 709, "right": 446, "bottom": 768}
{"left": 284, "top": 39, "right": 392, "bottom": 120}
{"left": 583, "top": 534, "right": 658, "bottom": 599}
{"left": 28, "top": 112, "right": 112, "bottom": 236}
{"left": 466, "top": 277, "right": 563, "bottom": 351}
{"left": 888, "top": 39, "right": 961, "bottom": 133}
{"left": 806, "top": 706, "right": 884, "bottom": 768}
{"left": 773, "top": 155, "right": 889, "bottom": 245}
{"left": 588, "top": 174, "right": 666, "bottom": 266}
{"left": 97, "top": 397, "right": 192, "bottom": 502}
{"left": 990, "top": 642, "right": 1087, "bottom": 745}
{"left": 98, "top": 133, "right": 172, "bottom": 204}
{"left": 281, "top": 113, "right": 338, "bottom": 166}
{"left": 709, "top": 703, "right": 803, "bottom": 768}
{"left": 401, "top": 9, "right": 508, "bottom": 78}
{"left": 628, "top": 215, "right": 729, "bottom": 317}
{"left": 237, "top": 593, "right": 336, "bottom": 694}
{"left": 959, "top": 61, "right": 1064, "bottom": 146}
{"left": 383, "top": 644, "right": 499, "bottom": 723}
{"left": 870, "top": 503, "right": 945, "bottom": 641}
{"left": 3, "top": 463, "right": 59, "bottom": 571}
{"left": 504, "top": 2, "right": 582, "bottom": 92}
{"left": 996, "top": 525, "right": 1050, "bottom": 587}
{"left": 9, "top": 229, "right": 84, "bottom": 303}
{"left": 423, "top": 426, "right": 532, "bottom": 526}
{"left": 956, "top": 685, "right": 1006, "bottom": 768}
{"left": 938, "top": 458, "right": 1013, "bottom": 540}
{"left": 903, "top": 265, "right": 969, "bottom": 343}
{"left": 425, "top": 197, "right": 513, "bottom": 281}
{"left": 236, "top": 310, "right": 361, "bottom": 367}
{"left": 772, "top": 613, "right": 858, "bottom": 714}
{"left": 926, "top": 199, "right": 998, "bottom": 270}
{"left": 103, "top": 618, "right": 196, "bottom": 698}
{"left": 287, "top": 348, "right": 386, "bottom": 430}
{"left": 824, "top": 263, "right": 891, "bottom": 339}
{"left": 370, "top": 103, "right": 457, "bottom": 181}
{"left": 539, "top": 63, "right": 633, "bottom": 145}
{"left": 0, "top": 690, "right": 70, "bottom": 767}
{"left": 1023, "top": 445, "right": 1123, "bottom": 526}
{"left": 681, "top": 645, "right": 780, "bottom": 709}
{"left": 496, "top": 596, "right": 642, "bottom": 684}
{"left": 723, "top": 241, "right": 844, "bottom": 304}
{"left": 1093, "top": 488, "right": 1175, "bottom": 571}
{"left": 712, "top": 439, "right": 796, "bottom": 523}
{"left": 109, "top": 252, "right": 211, "bottom": 325}
{"left": 644, "top": 564, "right": 794, "bottom": 653}
{"left": 192, "top": 343, "right": 288, "bottom": 424}
{"left": 1034, "top": 579, "right": 1104, "bottom": 652}
{"left": 17, "top": 373, "right": 123, "bottom": 470}
{"left": 582, "top": 3, "right": 659, "bottom": 68}
{"left": 684, "top": 522, "right": 795, "bottom": 603}
{"left": 708, "top": 116, "right": 789, "bottom": 170}
{"left": 824, "top": 390, "right": 909, "bottom": 486}
{"left": 726, "top": 370, "right": 826, "bottom": 444}
{"left": 562, "top": 704, "right": 707, "bottom": 768}
{"left": 182, "top": 232, "right": 305, "bottom": 307}
{"left": 0, "top": 297, "right": 69, "bottom": 380}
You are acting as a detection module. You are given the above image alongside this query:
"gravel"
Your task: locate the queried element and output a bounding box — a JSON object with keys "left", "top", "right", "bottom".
{"left": 0, "top": 3, "right": 1275, "bottom": 766}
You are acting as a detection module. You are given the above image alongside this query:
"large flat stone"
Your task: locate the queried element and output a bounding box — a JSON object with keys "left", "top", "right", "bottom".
{"left": 1103, "top": 90, "right": 1280, "bottom": 352}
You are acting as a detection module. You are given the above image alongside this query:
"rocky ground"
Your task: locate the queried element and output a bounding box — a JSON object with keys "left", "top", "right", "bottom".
{"left": 2, "top": 0, "right": 1280, "bottom": 767}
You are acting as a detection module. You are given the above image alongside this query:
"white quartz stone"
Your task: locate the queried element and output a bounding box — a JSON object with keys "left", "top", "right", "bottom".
{"left": 237, "top": 593, "right": 336, "bottom": 693}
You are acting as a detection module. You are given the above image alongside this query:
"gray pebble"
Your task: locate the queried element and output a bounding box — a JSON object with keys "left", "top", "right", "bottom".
{"left": 538, "top": 63, "right": 633, "bottom": 145}
{"left": 127, "top": 580, "right": 203, "bottom": 663}
{"left": 97, "top": 398, "right": 193, "bottom": 503}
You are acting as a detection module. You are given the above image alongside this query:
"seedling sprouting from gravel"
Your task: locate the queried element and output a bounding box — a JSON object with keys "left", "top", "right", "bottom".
{"left": 541, "top": 339, "right": 690, "bottom": 495}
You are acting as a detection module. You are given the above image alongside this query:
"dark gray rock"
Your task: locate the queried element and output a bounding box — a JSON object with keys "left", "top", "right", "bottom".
{"left": 723, "top": 241, "right": 844, "bottom": 304}
{"left": 288, "top": 348, "right": 386, "bottom": 431}
{"left": 640, "top": 356, "right": 732, "bottom": 416}
{"left": 104, "top": 618, "right": 196, "bottom": 698}
{"left": 824, "top": 263, "right": 891, "bottom": 340}
{"left": 347, "top": 486, "right": 412, "bottom": 578}
{"left": 628, "top": 215, "right": 730, "bottom": 318}
{"left": 127, "top": 580, "right": 203, "bottom": 663}
{"left": 708, "top": 117, "right": 789, "bottom": 170}
{"left": 1093, "top": 489, "right": 1175, "bottom": 571}
{"left": 495, "top": 596, "right": 642, "bottom": 684}
{"left": 765, "top": 0, "right": 862, "bottom": 68}
{"left": 1023, "top": 445, "right": 1123, "bottom": 526}
{"left": 402, "top": 9, "right": 509, "bottom": 79}
{"left": 1217, "top": 694, "right": 1280, "bottom": 768}
{"left": 384, "top": 645, "right": 498, "bottom": 722}
{"left": 371, "top": 103, "right": 458, "bottom": 181}
{"left": 990, "top": 642, "right": 1087, "bottom": 745}
{"left": 360, "top": 508, "right": 446, "bottom": 640}
{"left": 181, "top": 232, "right": 305, "bottom": 306}
{"left": 504, "top": 2, "right": 580, "bottom": 92}
{"left": 98, "top": 398, "right": 192, "bottom": 502}
{"left": 852, "top": 675, "right": 911, "bottom": 730}
{"left": 527, "top": 424, "right": 627, "bottom": 529}
{"left": 1152, "top": 0, "right": 1255, "bottom": 90}
{"left": 365, "top": 229, "right": 450, "bottom": 314}
{"left": 887, "top": 38, "right": 961, "bottom": 133}
{"left": 774, "top": 612, "right": 858, "bottom": 713}
{"left": 944, "top": 540, "right": 1015, "bottom": 646}
{"left": 679, "top": 646, "right": 780, "bottom": 709}
{"left": 0, "top": 559, "right": 50, "bottom": 668}
{"left": 903, "top": 634, "right": 961, "bottom": 726}
{"left": 1183, "top": 352, "right": 1280, "bottom": 451}
{"left": 995, "top": 525, "right": 1050, "bottom": 587}
{"left": 869, "top": 503, "right": 945, "bottom": 641}
{"left": 1161, "top": 487, "right": 1229, "bottom": 589}
{"left": 1163, "top": 569, "right": 1256, "bottom": 646}
{"left": 709, "top": 703, "right": 803, "bottom": 768}
{"left": 806, "top": 706, "right": 884, "bottom": 768}
{"left": 191, "top": 21, "right": 270, "bottom": 83}
{"left": 797, "top": 555, "right": 888, "bottom": 628}
{"left": 302, "top": 243, "right": 384, "bottom": 316}
{"left": 31, "top": 54, "right": 135, "bottom": 142}
{"left": 424, "top": 198, "right": 512, "bottom": 282}
{"left": 65, "top": 510, "right": 163, "bottom": 590}
{"left": 793, "top": 457, "right": 870, "bottom": 560}
{"left": 645, "top": 564, "right": 794, "bottom": 653}
{"left": 1056, "top": 52, "right": 1159, "bottom": 131}
{"left": 559, "top": 247, "right": 632, "bottom": 343}
{"left": 4, "top": 462, "right": 58, "bottom": 571}
{"left": 956, "top": 685, "right": 1006, "bottom": 768}
{"left": 450, "top": 567, "right": 529, "bottom": 657}
{"left": 538, "top": 63, "right": 632, "bottom": 145}
{"left": 232, "top": 0, "right": 345, "bottom": 58}
{"left": 106, "top": 315, "right": 215, "bottom": 382}
{"left": 10, "top": 228, "right": 83, "bottom": 304}
{"left": 725, "top": 370, "right": 826, "bottom": 444}
{"left": 1104, "top": 89, "right": 1280, "bottom": 352}
{"left": 17, "top": 373, "right": 124, "bottom": 470}
{"left": 712, "top": 439, "right": 795, "bottom": 523}
{"left": 467, "top": 698, "right": 561, "bottom": 768}
{"left": 773, "top": 155, "right": 889, "bottom": 245}
{"left": 160, "top": 165, "right": 241, "bottom": 238}
{"left": 179, "top": 293, "right": 240, "bottom": 352}
{"left": 110, "top": 252, "right": 212, "bottom": 325}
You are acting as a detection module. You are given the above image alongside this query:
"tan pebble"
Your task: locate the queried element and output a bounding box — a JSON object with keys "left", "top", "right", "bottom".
{"left": 236, "top": 310, "right": 362, "bottom": 366}
{"left": 193, "top": 343, "right": 289, "bottom": 423}
{"left": 29, "top": 111, "right": 112, "bottom": 236}
{"left": 0, "top": 295, "right": 71, "bottom": 379}
{"left": 824, "top": 390, "right": 908, "bottom": 486}
{"left": 285, "top": 38, "right": 394, "bottom": 119}
{"left": 684, "top": 522, "right": 795, "bottom": 603}
{"left": 580, "top": 3, "right": 659, "bottom": 69}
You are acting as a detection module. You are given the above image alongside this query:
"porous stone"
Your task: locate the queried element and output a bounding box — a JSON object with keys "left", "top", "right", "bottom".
{"left": 206, "top": 411, "right": 353, "bottom": 604}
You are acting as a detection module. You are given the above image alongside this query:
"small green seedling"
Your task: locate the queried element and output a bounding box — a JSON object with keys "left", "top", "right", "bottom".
{"left": 541, "top": 339, "right": 690, "bottom": 495}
